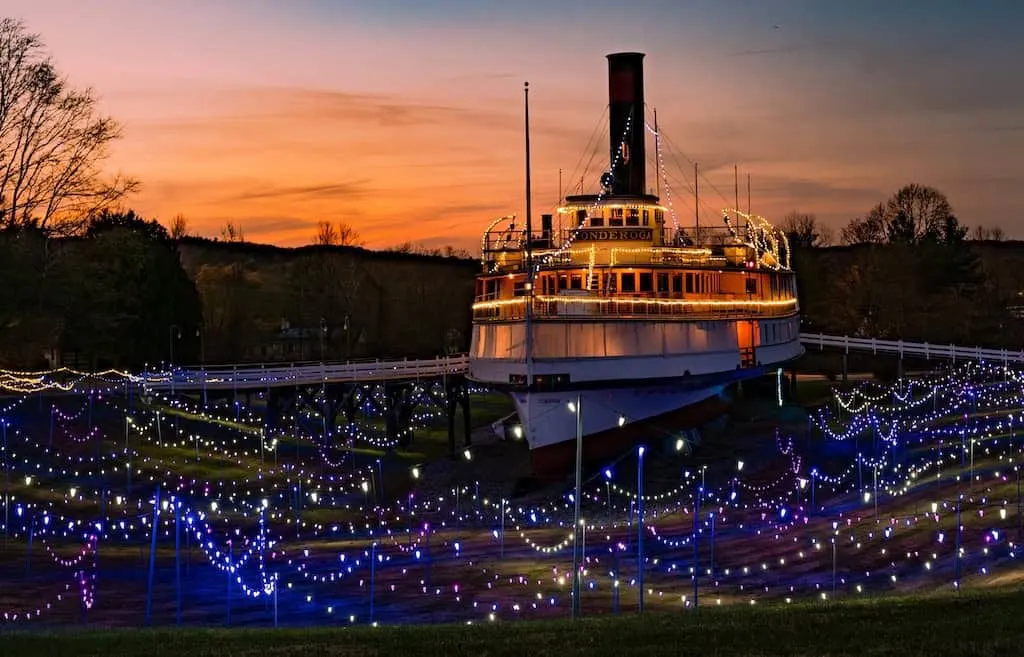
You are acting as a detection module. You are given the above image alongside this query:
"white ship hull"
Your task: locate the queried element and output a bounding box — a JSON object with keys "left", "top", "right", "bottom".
{"left": 508, "top": 380, "right": 732, "bottom": 477}
{"left": 512, "top": 381, "right": 725, "bottom": 447}
{"left": 469, "top": 316, "right": 804, "bottom": 477}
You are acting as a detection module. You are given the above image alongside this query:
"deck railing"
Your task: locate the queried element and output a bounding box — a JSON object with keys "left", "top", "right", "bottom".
{"left": 472, "top": 295, "right": 798, "bottom": 322}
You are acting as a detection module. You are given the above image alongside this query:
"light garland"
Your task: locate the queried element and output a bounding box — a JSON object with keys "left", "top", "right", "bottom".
{"left": 1, "top": 359, "right": 1024, "bottom": 626}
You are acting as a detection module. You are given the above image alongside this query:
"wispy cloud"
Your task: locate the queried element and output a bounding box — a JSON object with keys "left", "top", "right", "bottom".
{"left": 219, "top": 181, "right": 371, "bottom": 204}
{"left": 7, "top": 0, "right": 1024, "bottom": 246}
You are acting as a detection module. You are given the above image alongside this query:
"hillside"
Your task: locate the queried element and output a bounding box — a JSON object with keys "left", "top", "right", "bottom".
{"left": 792, "top": 240, "right": 1024, "bottom": 349}
{"left": 175, "top": 238, "right": 479, "bottom": 364}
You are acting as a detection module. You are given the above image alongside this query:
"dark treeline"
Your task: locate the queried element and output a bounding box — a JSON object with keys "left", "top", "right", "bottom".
{"left": 784, "top": 183, "right": 1020, "bottom": 349}
{"left": 0, "top": 210, "right": 202, "bottom": 370}
{"left": 0, "top": 209, "right": 478, "bottom": 371}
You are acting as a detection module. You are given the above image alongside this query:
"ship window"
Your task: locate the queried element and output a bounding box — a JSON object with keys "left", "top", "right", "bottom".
{"left": 513, "top": 282, "right": 527, "bottom": 296}
{"left": 745, "top": 277, "right": 757, "bottom": 294}
{"left": 485, "top": 279, "right": 499, "bottom": 299}
{"left": 638, "top": 272, "right": 653, "bottom": 292}
{"left": 654, "top": 209, "right": 664, "bottom": 224}
{"left": 671, "top": 273, "right": 683, "bottom": 294}
{"left": 590, "top": 215, "right": 604, "bottom": 227}
{"left": 558, "top": 274, "right": 568, "bottom": 290}
{"left": 570, "top": 274, "right": 583, "bottom": 290}
{"left": 626, "top": 208, "right": 640, "bottom": 226}
{"left": 642, "top": 210, "right": 650, "bottom": 226}
{"left": 656, "top": 272, "right": 669, "bottom": 293}
{"left": 685, "top": 273, "right": 695, "bottom": 294}
{"left": 620, "top": 272, "right": 636, "bottom": 292}
{"left": 610, "top": 208, "right": 624, "bottom": 226}
{"left": 576, "top": 209, "right": 586, "bottom": 227}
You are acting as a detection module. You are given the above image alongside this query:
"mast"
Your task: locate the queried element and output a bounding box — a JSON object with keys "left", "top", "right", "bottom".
{"left": 694, "top": 161, "right": 699, "bottom": 242}
{"left": 524, "top": 81, "right": 535, "bottom": 388}
{"left": 525, "top": 82, "right": 533, "bottom": 269}
{"left": 654, "top": 108, "right": 660, "bottom": 198}
{"left": 747, "top": 172, "right": 751, "bottom": 215}
{"left": 734, "top": 164, "right": 739, "bottom": 216}
{"left": 557, "top": 168, "right": 563, "bottom": 235}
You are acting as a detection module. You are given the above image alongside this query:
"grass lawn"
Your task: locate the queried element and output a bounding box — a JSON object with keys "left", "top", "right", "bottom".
{"left": 3, "top": 588, "right": 1020, "bottom": 656}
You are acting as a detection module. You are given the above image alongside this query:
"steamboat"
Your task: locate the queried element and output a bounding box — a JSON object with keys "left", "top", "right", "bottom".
{"left": 468, "top": 53, "right": 803, "bottom": 478}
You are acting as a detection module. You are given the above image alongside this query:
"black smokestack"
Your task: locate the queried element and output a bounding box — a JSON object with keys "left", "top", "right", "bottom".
{"left": 607, "top": 52, "right": 646, "bottom": 196}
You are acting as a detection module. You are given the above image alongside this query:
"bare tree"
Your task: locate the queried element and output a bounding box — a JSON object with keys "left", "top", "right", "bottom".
{"left": 387, "top": 241, "right": 414, "bottom": 254}
{"left": 313, "top": 220, "right": 362, "bottom": 246}
{"left": 336, "top": 222, "right": 362, "bottom": 246}
{"left": 841, "top": 203, "right": 887, "bottom": 245}
{"left": 220, "top": 221, "right": 244, "bottom": 242}
{"left": 0, "top": 19, "right": 137, "bottom": 234}
{"left": 385, "top": 241, "right": 471, "bottom": 257}
{"left": 817, "top": 224, "right": 835, "bottom": 247}
{"left": 778, "top": 211, "right": 830, "bottom": 248}
{"left": 884, "top": 183, "right": 953, "bottom": 242}
{"left": 844, "top": 184, "right": 964, "bottom": 246}
{"left": 444, "top": 245, "right": 473, "bottom": 258}
{"left": 168, "top": 214, "right": 190, "bottom": 239}
{"left": 972, "top": 225, "right": 1006, "bottom": 242}
{"left": 314, "top": 220, "right": 338, "bottom": 245}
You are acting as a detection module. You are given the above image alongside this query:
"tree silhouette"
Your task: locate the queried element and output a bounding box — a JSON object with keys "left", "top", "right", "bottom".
{"left": 778, "top": 211, "right": 832, "bottom": 248}
{"left": 220, "top": 221, "right": 245, "bottom": 242}
{"left": 168, "top": 214, "right": 190, "bottom": 239}
{"left": 0, "top": 19, "right": 137, "bottom": 234}
{"left": 843, "top": 184, "right": 965, "bottom": 246}
{"left": 841, "top": 203, "right": 887, "bottom": 245}
{"left": 313, "top": 221, "right": 362, "bottom": 246}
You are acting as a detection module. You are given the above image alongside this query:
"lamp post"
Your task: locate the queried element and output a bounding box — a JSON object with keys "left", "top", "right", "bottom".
{"left": 831, "top": 520, "right": 839, "bottom": 594}
{"left": 604, "top": 469, "right": 613, "bottom": 520}
{"left": 168, "top": 325, "right": 181, "bottom": 366}
{"left": 872, "top": 463, "right": 879, "bottom": 521}
{"left": 344, "top": 314, "right": 351, "bottom": 360}
{"left": 810, "top": 469, "right": 817, "bottom": 515}
{"left": 732, "top": 460, "right": 743, "bottom": 505}
{"left": 568, "top": 396, "right": 583, "bottom": 619}
{"left": 319, "top": 317, "right": 328, "bottom": 362}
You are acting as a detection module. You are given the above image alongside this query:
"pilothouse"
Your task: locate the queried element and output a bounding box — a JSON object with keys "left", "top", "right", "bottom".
{"left": 469, "top": 53, "right": 803, "bottom": 478}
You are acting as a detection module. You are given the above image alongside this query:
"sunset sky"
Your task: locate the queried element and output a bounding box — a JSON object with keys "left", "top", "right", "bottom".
{"left": 7, "top": 1, "right": 1023, "bottom": 250}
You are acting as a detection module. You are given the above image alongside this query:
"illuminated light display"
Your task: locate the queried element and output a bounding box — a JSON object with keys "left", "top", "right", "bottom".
{"left": 0, "top": 360, "right": 1020, "bottom": 625}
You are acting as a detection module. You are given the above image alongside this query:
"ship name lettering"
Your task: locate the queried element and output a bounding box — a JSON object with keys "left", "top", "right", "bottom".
{"left": 576, "top": 228, "right": 653, "bottom": 241}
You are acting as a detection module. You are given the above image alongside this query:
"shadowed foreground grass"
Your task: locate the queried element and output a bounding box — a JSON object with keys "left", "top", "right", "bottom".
{"left": 5, "top": 589, "right": 1023, "bottom": 657}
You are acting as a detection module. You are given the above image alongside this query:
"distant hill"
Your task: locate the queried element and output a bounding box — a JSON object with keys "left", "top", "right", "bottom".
{"left": 175, "top": 237, "right": 478, "bottom": 364}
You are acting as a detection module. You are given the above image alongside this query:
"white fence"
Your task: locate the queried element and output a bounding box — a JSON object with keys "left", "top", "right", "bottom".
{"left": 142, "top": 355, "right": 471, "bottom": 392}
{"left": 139, "top": 333, "right": 1024, "bottom": 393}
{"left": 799, "top": 333, "right": 1024, "bottom": 364}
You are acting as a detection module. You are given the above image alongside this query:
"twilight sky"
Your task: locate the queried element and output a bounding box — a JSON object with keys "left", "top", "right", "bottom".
{"left": 7, "top": 1, "right": 1023, "bottom": 250}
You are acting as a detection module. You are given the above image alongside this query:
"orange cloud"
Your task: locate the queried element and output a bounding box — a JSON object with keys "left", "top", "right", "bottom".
{"left": 7, "top": 0, "right": 1023, "bottom": 249}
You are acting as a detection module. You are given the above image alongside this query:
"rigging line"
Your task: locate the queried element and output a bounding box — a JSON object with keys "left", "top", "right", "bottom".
{"left": 578, "top": 128, "right": 608, "bottom": 195}
{"left": 563, "top": 105, "right": 609, "bottom": 198}
{"left": 656, "top": 128, "right": 735, "bottom": 208}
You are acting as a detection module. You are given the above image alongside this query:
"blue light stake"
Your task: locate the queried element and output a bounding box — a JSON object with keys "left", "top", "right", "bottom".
{"left": 145, "top": 485, "right": 160, "bottom": 627}
{"left": 693, "top": 471, "right": 700, "bottom": 611}
{"left": 637, "top": 444, "right": 645, "bottom": 613}
{"left": 175, "top": 499, "right": 182, "bottom": 626}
